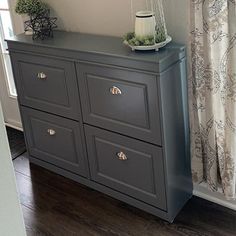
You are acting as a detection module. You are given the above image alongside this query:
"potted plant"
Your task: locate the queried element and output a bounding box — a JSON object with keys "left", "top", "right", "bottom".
{"left": 124, "top": 0, "right": 171, "bottom": 51}
{"left": 15, "top": 0, "right": 57, "bottom": 39}
{"left": 15, "top": 0, "right": 49, "bottom": 35}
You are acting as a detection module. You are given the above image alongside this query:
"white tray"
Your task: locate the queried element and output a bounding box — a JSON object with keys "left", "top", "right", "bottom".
{"left": 124, "top": 35, "right": 172, "bottom": 51}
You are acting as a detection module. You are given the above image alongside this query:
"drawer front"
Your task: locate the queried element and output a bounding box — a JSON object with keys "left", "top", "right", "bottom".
{"left": 10, "top": 52, "right": 81, "bottom": 120}
{"left": 21, "top": 107, "right": 88, "bottom": 177}
{"left": 85, "top": 125, "right": 166, "bottom": 210}
{"left": 77, "top": 63, "right": 162, "bottom": 145}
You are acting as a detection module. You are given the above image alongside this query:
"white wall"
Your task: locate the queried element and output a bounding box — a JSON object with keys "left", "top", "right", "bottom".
{"left": 0, "top": 58, "right": 23, "bottom": 130}
{"left": 0, "top": 0, "right": 24, "bottom": 130}
{"left": 44, "top": 0, "right": 189, "bottom": 44}
{"left": 0, "top": 102, "right": 26, "bottom": 235}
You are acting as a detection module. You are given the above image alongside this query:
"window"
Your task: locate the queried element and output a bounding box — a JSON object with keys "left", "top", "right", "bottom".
{"left": 0, "top": 0, "right": 16, "bottom": 96}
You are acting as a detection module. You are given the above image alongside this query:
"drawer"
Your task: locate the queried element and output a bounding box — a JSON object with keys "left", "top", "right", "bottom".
{"left": 21, "top": 107, "right": 88, "bottom": 177}
{"left": 85, "top": 125, "right": 166, "bottom": 210}
{"left": 10, "top": 52, "right": 81, "bottom": 120}
{"left": 77, "top": 63, "right": 162, "bottom": 145}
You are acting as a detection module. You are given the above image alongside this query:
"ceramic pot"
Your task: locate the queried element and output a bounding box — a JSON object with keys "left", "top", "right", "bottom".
{"left": 135, "top": 11, "right": 156, "bottom": 38}
{"left": 22, "top": 15, "right": 33, "bottom": 35}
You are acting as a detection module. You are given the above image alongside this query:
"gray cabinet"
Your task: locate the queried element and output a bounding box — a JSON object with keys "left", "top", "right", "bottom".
{"left": 7, "top": 31, "right": 192, "bottom": 222}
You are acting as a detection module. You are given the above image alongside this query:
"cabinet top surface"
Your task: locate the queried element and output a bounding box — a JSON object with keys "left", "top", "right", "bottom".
{"left": 6, "top": 31, "right": 185, "bottom": 65}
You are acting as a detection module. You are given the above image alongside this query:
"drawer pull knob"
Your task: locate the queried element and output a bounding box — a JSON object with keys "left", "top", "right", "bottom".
{"left": 37, "top": 72, "right": 47, "bottom": 80}
{"left": 110, "top": 86, "right": 122, "bottom": 95}
{"left": 117, "top": 151, "right": 127, "bottom": 161}
{"left": 47, "top": 129, "right": 56, "bottom": 136}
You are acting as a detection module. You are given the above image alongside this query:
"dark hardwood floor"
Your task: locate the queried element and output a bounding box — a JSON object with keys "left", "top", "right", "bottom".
{"left": 13, "top": 153, "right": 236, "bottom": 236}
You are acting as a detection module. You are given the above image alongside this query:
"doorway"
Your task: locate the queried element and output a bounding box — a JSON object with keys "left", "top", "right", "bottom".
{"left": 0, "top": 0, "right": 23, "bottom": 130}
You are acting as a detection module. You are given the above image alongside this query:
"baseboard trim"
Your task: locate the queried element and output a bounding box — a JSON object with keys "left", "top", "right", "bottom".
{"left": 193, "top": 184, "right": 236, "bottom": 211}
{"left": 5, "top": 122, "right": 23, "bottom": 131}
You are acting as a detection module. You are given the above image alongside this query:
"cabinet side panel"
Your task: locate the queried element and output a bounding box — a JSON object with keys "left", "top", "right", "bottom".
{"left": 159, "top": 58, "right": 193, "bottom": 222}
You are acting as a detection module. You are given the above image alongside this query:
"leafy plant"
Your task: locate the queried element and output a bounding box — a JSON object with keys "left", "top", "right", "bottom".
{"left": 15, "top": 0, "right": 48, "bottom": 17}
{"left": 124, "top": 33, "right": 155, "bottom": 46}
{"left": 155, "top": 26, "right": 167, "bottom": 43}
{"left": 124, "top": 29, "right": 167, "bottom": 47}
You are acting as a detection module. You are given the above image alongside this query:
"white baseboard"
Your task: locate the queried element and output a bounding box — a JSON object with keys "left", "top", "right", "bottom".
{"left": 5, "top": 121, "right": 23, "bottom": 131}
{"left": 193, "top": 183, "right": 236, "bottom": 211}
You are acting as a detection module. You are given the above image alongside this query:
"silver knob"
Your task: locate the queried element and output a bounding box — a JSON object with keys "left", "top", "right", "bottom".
{"left": 110, "top": 86, "right": 122, "bottom": 95}
{"left": 117, "top": 151, "right": 127, "bottom": 161}
{"left": 37, "top": 72, "right": 47, "bottom": 79}
{"left": 47, "top": 129, "right": 56, "bottom": 136}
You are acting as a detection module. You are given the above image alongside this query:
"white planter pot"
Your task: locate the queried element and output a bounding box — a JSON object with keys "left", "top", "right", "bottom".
{"left": 22, "top": 15, "right": 33, "bottom": 35}
{"left": 135, "top": 11, "right": 156, "bottom": 38}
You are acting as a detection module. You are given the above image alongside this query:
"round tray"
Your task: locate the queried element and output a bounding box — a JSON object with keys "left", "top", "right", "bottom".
{"left": 124, "top": 35, "right": 172, "bottom": 51}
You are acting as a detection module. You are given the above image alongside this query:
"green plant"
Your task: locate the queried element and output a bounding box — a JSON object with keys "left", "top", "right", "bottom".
{"left": 155, "top": 26, "right": 167, "bottom": 43}
{"left": 15, "top": 0, "right": 48, "bottom": 17}
{"left": 124, "top": 33, "right": 155, "bottom": 46}
{"left": 123, "top": 30, "right": 166, "bottom": 47}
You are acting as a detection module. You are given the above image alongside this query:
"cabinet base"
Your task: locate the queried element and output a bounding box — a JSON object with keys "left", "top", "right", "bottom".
{"left": 29, "top": 155, "right": 179, "bottom": 222}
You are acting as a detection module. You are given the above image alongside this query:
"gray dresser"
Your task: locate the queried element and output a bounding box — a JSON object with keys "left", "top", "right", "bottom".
{"left": 6, "top": 31, "right": 192, "bottom": 222}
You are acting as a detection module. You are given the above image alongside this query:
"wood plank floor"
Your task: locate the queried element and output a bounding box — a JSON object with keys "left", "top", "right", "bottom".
{"left": 13, "top": 153, "right": 236, "bottom": 236}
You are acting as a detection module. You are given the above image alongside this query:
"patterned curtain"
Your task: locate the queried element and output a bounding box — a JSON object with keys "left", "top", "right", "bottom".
{"left": 190, "top": 0, "right": 236, "bottom": 199}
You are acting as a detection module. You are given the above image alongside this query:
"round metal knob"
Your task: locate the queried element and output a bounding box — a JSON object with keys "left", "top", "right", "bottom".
{"left": 110, "top": 86, "right": 122, "bottom": 95}
{"left": 37, "top": 72, "right": 47, "bottom": 80}
{"left": 47, "top": 129, "right": 56, "bottom": 136}
{"left": 117, "top": 151, "right": 128, "bottom": 161}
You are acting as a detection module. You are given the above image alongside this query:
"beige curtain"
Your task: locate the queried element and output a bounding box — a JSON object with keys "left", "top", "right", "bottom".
{"left": 190, "top": 0, "right": 236, "bottom": 199}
